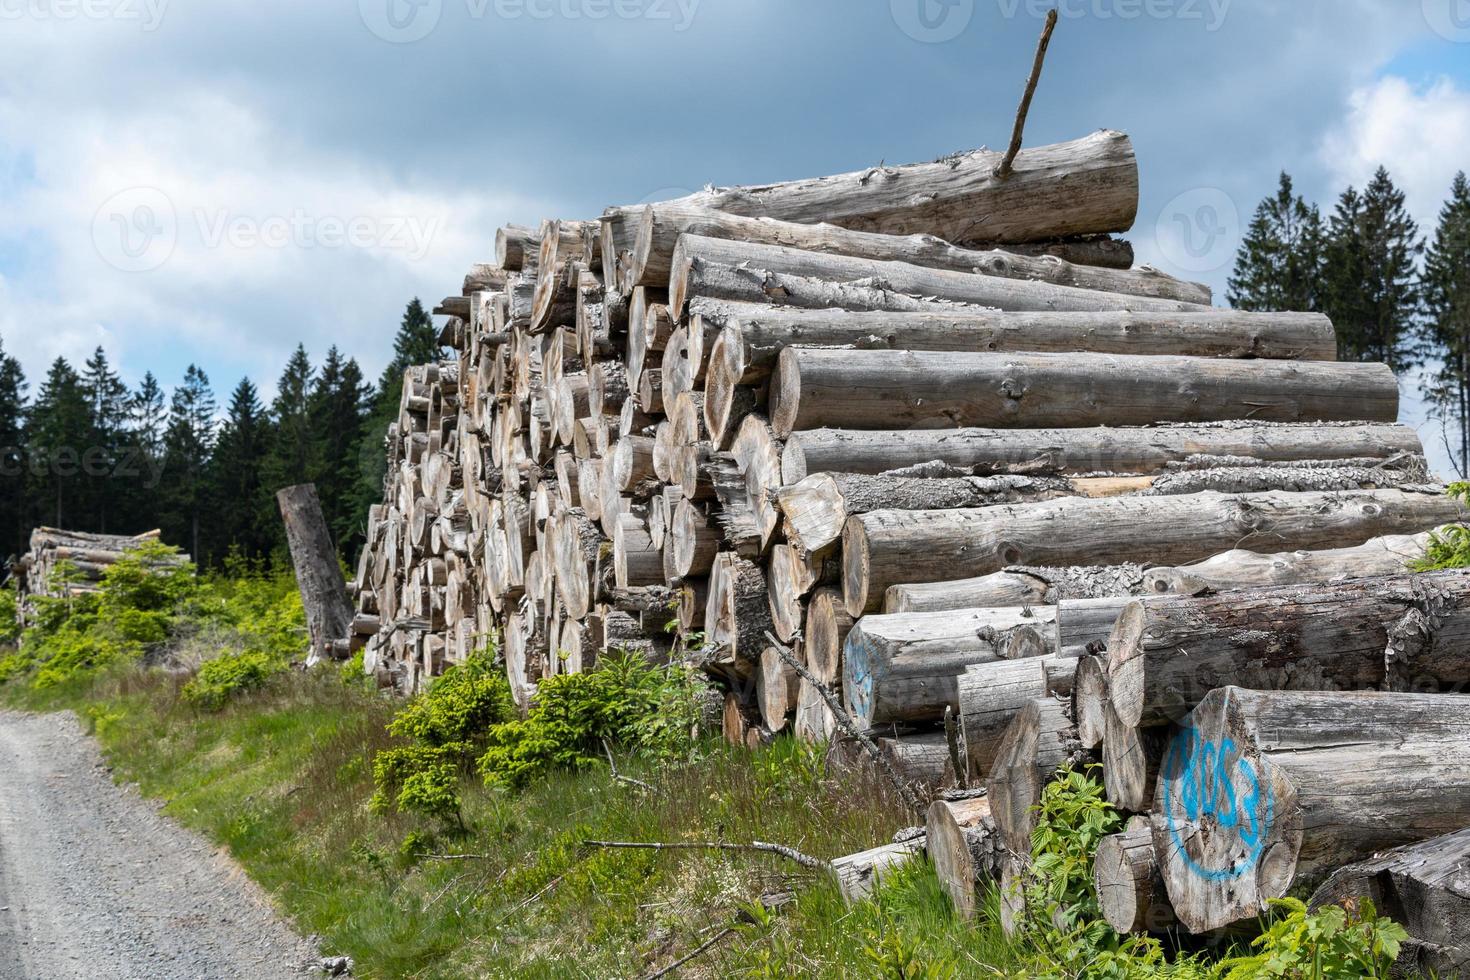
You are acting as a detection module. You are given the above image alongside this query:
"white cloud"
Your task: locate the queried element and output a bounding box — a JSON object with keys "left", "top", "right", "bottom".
{"left": 1319, "top": 74, "right": 1470, "bottom": 231}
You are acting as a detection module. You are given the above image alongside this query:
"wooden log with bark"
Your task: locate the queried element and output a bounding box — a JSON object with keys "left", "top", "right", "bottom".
{"left": 1107, "top": 569, "right": 1470, "bottom": 729}
{"left": 926, "top": 795, "right": 1003, "bottom": 919}
{"left": 1153, "top": 687, "right": 1470, "bottom": 933}
{"left": 842, "top": 489, "right": 1465, "bottom": 614}
{"left": 1094, "top": 816, "right": 1177, "bottom": 934}
{"left": 277, "top": 485, "right": 354, "bottom": 665}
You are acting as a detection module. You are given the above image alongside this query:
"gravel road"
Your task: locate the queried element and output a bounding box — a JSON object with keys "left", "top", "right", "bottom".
{"left": 0, "top": 710, "right": 319, "bottom": 980}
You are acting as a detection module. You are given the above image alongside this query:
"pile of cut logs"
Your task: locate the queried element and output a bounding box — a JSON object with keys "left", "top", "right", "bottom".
{"left": 12, "top": 527, "right": 189, "bottom": 615}
{"left": 344, "top": 125, "right": 1470, "bottom": 959}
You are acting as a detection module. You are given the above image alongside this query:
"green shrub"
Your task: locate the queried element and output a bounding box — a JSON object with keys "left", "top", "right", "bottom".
{"left": 477, "top": 651, "right": 703, "bottom": 790}
{"left": 1218, "top": 897, "right": 1406, "bottom": 979}
{"left": 0, "top": 587, "right": 19, "bottom": 646}
{"left": 182, "top": 649, "right": 288, "bottom": 710}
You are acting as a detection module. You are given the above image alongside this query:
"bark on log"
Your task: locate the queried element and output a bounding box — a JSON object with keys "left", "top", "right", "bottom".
{"left": 769, "top": 348, "right": 1397, "bottom": 439}
{"left": 777, "top": 473, "right": 1072, "bottom": 553}
{"left": 1310, "top": 827, "right": 1470, "bottom": 977}
{"left": 926, "top": 795, "right": 1003, "bottom": 920}
{"left": 843, "top": 489, "right": 1464, "bottom": 615}
{"left": 1108, "top": 569, "right": 1470, "bottom": 729}
{"left": 1094, "top": 816, "right": 1177, "bottom": 935}
{"left": 276, "top": 484, "right": 354, "bottom": 664}
{"left": 631, "top": 206, "right": 1204, "bottom": 301}
{"left": 794, "top": 677, "right": 839, "bottom": 744}
{"left": 842, "top": 607, "right": 1058, "bottom": 728}
{"left": 1145, "top": 530, "right": 1433, "bottom": 595}
{"left": 639, "top": 129, "right": 1137, "bottom": 248}
{"left": 670, "top": 235, "right": 1205, "bottom": 319}
{"left": 703, "top": 553, "right": 774, "bottom": 679}
{"left": 781, "top": 423, "right": 1423, "bottom": 484}
{"left": 705, "top": 309, "right": 1332, "bottom": 396}
{"left": 1154, "top": 687, "right": 1470, "bottom": 933}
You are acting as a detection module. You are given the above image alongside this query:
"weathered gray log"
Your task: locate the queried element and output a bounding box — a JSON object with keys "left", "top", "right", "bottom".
{"left": 884, "top": 566, "right": 1146, "bottom": 614}
{"left": 1005, "top": 236, "right": 1133, "bottom": 269}
{"left": 1145, "top": 530, "right": 1433, "bottom": 595}
{"left": 276, "top": 484, "right": 354, "bottom": 664}
{"left": 1072, "top": 656, "right": 1110, "bottom": 750}
{"left": 777, "top": 472, "right": 1073, "bottom": 553}
{"left": 630, "top": 206, "right": 1205, "bottom": 301}
{"left": 702, "top": 553, "right": 773, "bottom": 679}
{"left": 806, "top": 586, "right": 855, "bottom": 685}
{"left": 1154, "top": 687, "right": 1470, "bottom": 933}
{"left": 643, "top": 129, "right": 1138, "bottom": 246}
{"left": 670, "top": 235, "right": 1206, "bottom": 318}
{"left": 1107, "top": 569, "right": 1470, "bottom": 729}
{"left": 780, "top": 423, "right": 1423, "bottom": 484}
{"left": 769, "top": 348, "right": 1397, "bottom": 438}
{"left": 832, "top": 836, "right": 927, "bottom": 903}
{"left": 756, "top": 646, "right": 800, "bottom": 732}
{"left": 986, "top": 697, "right": 1086, "bottom": 856}
{"left": 1094, "top": 817, "right": 1177, "bottom": 935}
{"left": 1310, "top": 827, "right": 1470, "bottom": 977}
{"left": 1102, "top": 705, "right": 1166, "bottom": 813}
{"left": 842, "top": 607, "right": 1059, "bottom": 728}
{"left": 956, "top": 656, "right": 1077, "bottom": 777}
{"left": 704, "top": 309, "right": 1333, "bottom": 397}
{"left": 793, "top": 676, "right": 838, "bottom": 744}
{"left": 927, "top": 795, "right": 1003, "bottom": 919}
{"left": 495, "top": 224, "right": 537, "bottom": 270}
{"left": 843, "top": 489, "right": 1465, "bottom": 614}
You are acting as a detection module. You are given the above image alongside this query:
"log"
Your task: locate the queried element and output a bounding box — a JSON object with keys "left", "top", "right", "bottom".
{"left": 668, "top": 497, "right": 720, "bottom": 581}
{"left": 630, "top": 206, "right": 1206, "bottom": 302}
{"left": 1072, "top": 656, "right": 1110, "bottom": 751}
{"left": 1007, "top": 236, "right": 1133, "bottom": 269}
{"left": 1094, "top": 816, "right": 1176, "bottom": 935}
{"left": 1154, "top": 687, "right": 1470, "bottom": 933}
{"left": 1145, "top": 530, "right": 1433, "bottom": 595}
{"left": 781, "top": 423, "right": 1424, "bottom": 484}
{"left": 843, "top": 489, "right": 1465, "bottom": 615}
{"left": 552, "top": 508, "right": 605, "bottom": 621}
{"left": 276, "top": 484, "right": 354, "bottom": 664}
{"left": 1310, "top": 827, "right": 1470, "bottom": 977}
{"left": 842, "top": 606, "right": 1059, "bottom": 728}
{"left": 956, "top": 655, "right": 1078, "bottom": 777}
{"left": 640, "top": 129, "right": 1137, "bottom": 247}
{"left": 832, "top": 837, "right": 926, "bottom": 903}
{"left": 1108, "top": 569, "right": 1470, "bottom": 729}
{"left": 670, "top": 235, "right": 1206, "bottom": 319}
{"left": 612, "top": 513, "right": 663, "bottom": 590}
{"left": 986, "top": 697, "right": 1086, "bottom": 856}
{"left": 805, "top": 586, "right": 855, "bottom": 685}
{"left": 878, "top": 734, "right": 955, "bottom": 792}
{"left": 495, "top": 224, "right": 537, "bottom": 270}
{"left": 777, "top": 473, "right": 1072, "bottom": 553}
{"left": 769, "top": 348, "right": 1397, "bottom": 439}
{"left": 926, "top": 796, "right": 1003, "bottom": 920}
{"left": 705, "top": 308, "right": 1333, "bottom": 397}
{"left": 703, "top": 553, "right": 773, "bottom": 678}
{"left": 1102, "top": 705, "right": 1166, "bottom": 813}
{"left": 793, "top": 677, "right": 838, "bottom": 744}
{"left": 756, "top": 646, "right": 800, "bottom": 732}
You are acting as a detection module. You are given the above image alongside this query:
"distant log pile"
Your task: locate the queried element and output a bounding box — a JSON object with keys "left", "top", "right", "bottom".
{"left": 343, "top": 117, "right": 1470, "bottom": 954}
{"left": 14, "top": 527, "right": 189, "bottom": 613}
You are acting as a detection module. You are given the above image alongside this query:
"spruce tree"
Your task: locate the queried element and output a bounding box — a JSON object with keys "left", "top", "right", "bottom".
{"left": 1227, "top": 172, "right": 1326, "bottom": 312}
{"left": 161, "top": 365, "right": 216, "bottom": 561}
{"left": 26, "top": 358, "right": 91, "bottom": 530}
{"left": 80, "top": 346, "right": 129, "bottom": 532}
{"left": 210, "top": 378, "right": 271, "bottom": 562}
{"left": 1419, "top": 172, "right": 1470, "bottom": 476}
{"left": 1324, "top": 168, "right": 1423, "bottom": 370}
{"left": 309, "top": 346, "right": 372, "bottom": 554}
{"left": 262, "top": 345, "right": 315, "bottom": 497}
{"left": 0, "top": 336, "right": 28, "bottom": 557}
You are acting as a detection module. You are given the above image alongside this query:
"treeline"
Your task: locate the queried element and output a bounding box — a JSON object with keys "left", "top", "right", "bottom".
{"left": 1228, "top": 168, "right": 1470, "bottom": 473}
{"left": 0, "top": 299, "right": 443, "bottom": 568}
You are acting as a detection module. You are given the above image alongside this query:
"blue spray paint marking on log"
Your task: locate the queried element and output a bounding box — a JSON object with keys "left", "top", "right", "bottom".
{"left": 1162, "top": 722, "right": 1273, "bottom": 882}
{"left": 843, "top": 629, "right": 878, "bottom": 724}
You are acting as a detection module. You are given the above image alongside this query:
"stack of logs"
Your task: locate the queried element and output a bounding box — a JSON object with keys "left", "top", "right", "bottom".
{"left": 344, "top": 126, "right": 1470, "bottom": 958}
{"left": 13, "top": 527, "right": 190, "bottom": 616}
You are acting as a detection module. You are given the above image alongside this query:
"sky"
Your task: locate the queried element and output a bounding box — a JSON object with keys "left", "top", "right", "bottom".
{"left": 1, "top": 0, "right": 1469, "bottom": 473}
